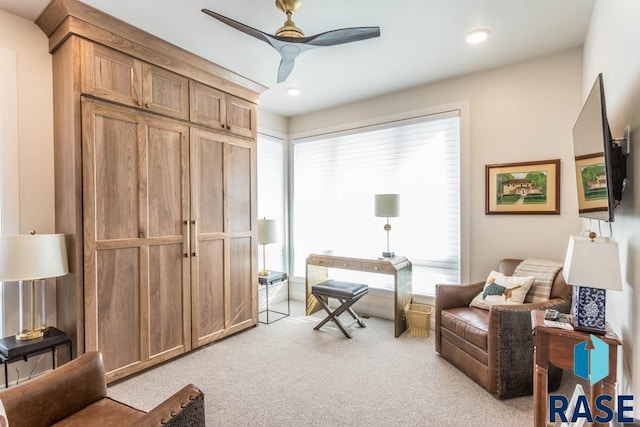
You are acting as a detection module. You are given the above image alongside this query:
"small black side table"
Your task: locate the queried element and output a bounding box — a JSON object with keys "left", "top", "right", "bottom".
{"left": 0, "top": 327, "right": 72, "bottom": 388}
{"left": 259, "top": 271, "right": 289, "bottom": 324}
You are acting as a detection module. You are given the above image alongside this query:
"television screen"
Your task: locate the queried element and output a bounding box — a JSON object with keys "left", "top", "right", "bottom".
{"left": 572, "top": 74, "right": 615, "bottom": 222}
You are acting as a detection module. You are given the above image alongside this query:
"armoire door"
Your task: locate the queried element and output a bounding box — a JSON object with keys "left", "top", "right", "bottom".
{"left": 190, "top": 127, "right": 257, "bottom": 348}
{"left": 81, "top": 99, "right": 191, "bottom": 381}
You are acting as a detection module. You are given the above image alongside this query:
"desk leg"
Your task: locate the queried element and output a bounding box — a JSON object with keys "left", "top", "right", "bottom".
{"left": 533, "top": 345, "right": 549, "bottom": 427}
{"left": 51, "top": 347, "right": 55, "bottom": 370}
{"left": 4, "top": 361, "right": 8, "bottom": 388}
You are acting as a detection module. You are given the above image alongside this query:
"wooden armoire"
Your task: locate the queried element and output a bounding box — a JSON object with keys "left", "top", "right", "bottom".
{"left": 36, "top": 0, "right": 265, "bottom": 382}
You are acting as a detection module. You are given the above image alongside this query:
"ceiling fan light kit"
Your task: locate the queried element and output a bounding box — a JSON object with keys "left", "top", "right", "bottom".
{"left": 202, "top": 0, "right": 380, "bottom": 83}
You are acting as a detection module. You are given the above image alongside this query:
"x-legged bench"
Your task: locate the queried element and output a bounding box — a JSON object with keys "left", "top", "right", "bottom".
{"left": 311, "top": 280, "right": 369, "bottom": 338}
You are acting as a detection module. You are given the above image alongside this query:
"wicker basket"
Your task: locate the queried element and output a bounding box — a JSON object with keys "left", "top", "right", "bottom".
{"left": 405, "top": 303, "right": 433, "bottom": 338}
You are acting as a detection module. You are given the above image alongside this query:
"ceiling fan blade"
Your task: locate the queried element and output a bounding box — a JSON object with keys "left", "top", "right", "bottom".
{"left": 202, "top": 9, "right": 273, "bottom": 45}
{"left": 277, "top": 58, "right": 296, "bottom": 83}
{"left": 303, "top": 27, "right": 381, "bottom": 47}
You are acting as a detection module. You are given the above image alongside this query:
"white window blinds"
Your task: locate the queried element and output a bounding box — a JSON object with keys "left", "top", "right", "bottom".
{"left": 257, "top": 133, "right": 286, "bottom": 273}
{"left": 293, "top": 111, "right": 460, "bottom": 295}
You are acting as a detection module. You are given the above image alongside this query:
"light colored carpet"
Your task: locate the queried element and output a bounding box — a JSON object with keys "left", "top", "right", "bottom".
{"left": 108, "top": 302, "right": 580, "bottom": 426}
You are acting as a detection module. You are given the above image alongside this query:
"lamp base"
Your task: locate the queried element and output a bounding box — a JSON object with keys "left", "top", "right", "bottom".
{"left": 258, "top": 269, "right": 271, "bottom": 277}
{"left": 571, "top": 285, "right": 606, "bottom": 334}
{"left": 16, "top": 326, "right": 49, "bottom": 341}
{"left": 382, "top": 251, "right": 395, "bottom": 258}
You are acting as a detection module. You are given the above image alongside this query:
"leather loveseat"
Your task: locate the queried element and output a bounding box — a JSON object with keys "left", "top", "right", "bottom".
{"left": 435, "top": 259, "right": 571, "bottom": 399}
{"left": 0, "top": 351, "right": 204, "bottom": 426}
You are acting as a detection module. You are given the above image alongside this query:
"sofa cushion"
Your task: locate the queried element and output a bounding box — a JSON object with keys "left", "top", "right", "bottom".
{"left": 53, "top": 398, "right": 145, "bottom": 427}
{"left": 440, "top": 307, "right": 489, "bottom": 351}
{"left": 469, "top": 271, "right": 535, "bottom": 310}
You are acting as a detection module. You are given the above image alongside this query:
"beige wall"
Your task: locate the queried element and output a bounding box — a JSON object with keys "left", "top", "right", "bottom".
{"left": 0, "top": 9, "right": 55, "bottom": 382}
{"left": 290, "top": 48, "right": 585, "bottom": 281}
{"left": 583, "top": 0, "right": 640, "bottom": 413}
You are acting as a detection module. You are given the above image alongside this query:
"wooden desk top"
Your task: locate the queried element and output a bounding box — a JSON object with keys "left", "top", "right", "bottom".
{"left": 531, "top": 310, "right": 621, "bottom": 346}
{"left": 306, "top": 253, "right": 411, "bottom": 273}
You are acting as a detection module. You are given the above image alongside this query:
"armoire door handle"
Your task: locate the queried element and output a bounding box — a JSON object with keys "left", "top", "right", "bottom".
{"left": 183, "top": 220, "right": 189, "bottom": 257}
{"left": 190, "top": 220, "right": 197, "bottom": 257}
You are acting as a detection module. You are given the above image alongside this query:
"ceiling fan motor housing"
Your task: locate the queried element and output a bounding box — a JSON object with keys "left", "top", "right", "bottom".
{"left": 275, "top": 0, "right": 304, "bottom": 38}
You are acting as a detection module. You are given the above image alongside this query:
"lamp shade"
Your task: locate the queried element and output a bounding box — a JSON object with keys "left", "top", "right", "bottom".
{"left": 563, "top": 235, "right": 622, "bottom": 291}
{"left": 375, "top": 194, "right": 399, "bottom": 217}
{"left": 0, "top": 234, "right": 68, "bottom": 281}
{"left": 257, "top": 219, "right": 277, "bottom": 245}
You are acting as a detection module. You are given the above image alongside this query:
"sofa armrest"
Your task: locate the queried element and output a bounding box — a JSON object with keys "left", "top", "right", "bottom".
{"left": 137, "top": 384, "right": 204, "bottom": 427}
{"left": 435, "top": 281, "right": 484, "bottom": 310}
{"left": 487, "top": 298, "right": 571, "bottom": 398}
{"left": 435, "top": 281, "right": 484, "bottom": 353}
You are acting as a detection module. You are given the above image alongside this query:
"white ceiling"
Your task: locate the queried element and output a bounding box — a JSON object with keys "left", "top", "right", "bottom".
{"left": 0, "top": 0, "right": 595, "bottom": 117}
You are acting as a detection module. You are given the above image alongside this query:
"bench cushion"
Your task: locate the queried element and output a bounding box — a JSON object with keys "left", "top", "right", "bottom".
{"left": 312, "top": 280, "right": 369, "bottom": 300}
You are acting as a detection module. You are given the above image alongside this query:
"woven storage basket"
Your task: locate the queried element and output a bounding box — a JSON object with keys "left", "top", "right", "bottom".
{"left": 405, "top": 303, "right": 433, "bottom": 338}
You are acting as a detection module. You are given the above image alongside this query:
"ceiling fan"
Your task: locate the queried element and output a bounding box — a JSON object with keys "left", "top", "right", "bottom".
{"left": 202, "top": 0, "right": 381, "bottom": 83}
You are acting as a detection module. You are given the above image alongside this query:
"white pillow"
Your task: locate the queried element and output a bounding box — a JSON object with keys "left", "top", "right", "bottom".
{"left": 469, "top": 271, "right": 535, "bottom": 310}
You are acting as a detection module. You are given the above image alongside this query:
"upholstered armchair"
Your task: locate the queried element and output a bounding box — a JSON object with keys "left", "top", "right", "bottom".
{"left": 0, "top": 351, "right": 204, "bottom": 426}
{"left": 435, "top": 258, "right": 572, "bottom": 399}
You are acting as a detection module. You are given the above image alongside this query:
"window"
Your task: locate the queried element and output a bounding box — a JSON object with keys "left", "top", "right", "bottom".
{"left": 257, "top": 132, "right": 287, "bottom": 274}
{"left": 292, "top": 111, "right": 460, "bottom": 295}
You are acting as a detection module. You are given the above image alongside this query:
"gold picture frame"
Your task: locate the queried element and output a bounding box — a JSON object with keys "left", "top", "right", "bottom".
{"left": 485, "top": 159, "right": 560, "bottom": 214}
{"left": 574, "top": 153, "right": 608, "bottom": 214}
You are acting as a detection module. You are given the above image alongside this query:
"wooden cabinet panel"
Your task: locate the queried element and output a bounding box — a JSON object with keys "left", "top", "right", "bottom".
{"left": 90, "top": 106, "right": 141, "bottom": 241}
{"left": 149, "top": 244, "right": 187, "bottom": 357}
{"left": 143, "top": 63, "right": 189, "bottom": 120}
{"left": 190, "top": 81, "right": 226, "bottom": 130}
{"left": 226, "top": 95, "right": 256, "bottom": 138}
{"left": 95, "top": 247, "right": 141, "bottom": 373}
{"left": 228, "top": 237, "right": 253, "bottom": 327}
{"left": 190, "top": 129, "right": 224, "bottom": 234}
{"left": 146, "top": 117, "right": 189, "bottom": 238}
{"left": 82, "top": 40, "right": 142, "bottom": 107}
{"left": 192, "top": 239, "right": 225, "bottom": 346}
{"left": 226, "top": 142, "right": 252, "bottom": 232}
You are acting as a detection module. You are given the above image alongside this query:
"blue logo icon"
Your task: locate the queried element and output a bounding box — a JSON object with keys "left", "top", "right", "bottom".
{"left": 574, "top": 334, "right": 608, "bottom": 385}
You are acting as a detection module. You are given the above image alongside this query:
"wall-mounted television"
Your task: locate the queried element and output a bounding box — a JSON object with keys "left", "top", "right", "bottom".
{"left": 572, "top": 73, "right": 627, "bottom": 222}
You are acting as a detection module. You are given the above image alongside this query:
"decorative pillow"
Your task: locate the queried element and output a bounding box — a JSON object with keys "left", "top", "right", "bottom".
{"left": 513, "top": 258, "right": 563, "bottom": 303}
{"left": 469, "top": 271, "right": 536, "bottom": 310}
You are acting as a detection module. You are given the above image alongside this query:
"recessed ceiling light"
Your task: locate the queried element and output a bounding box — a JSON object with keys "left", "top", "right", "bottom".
{"left": 287, "top": 87, "right": 301, "bottom": 97}
{"left": 465, "top": 29, "right": 491, "bottom": 44}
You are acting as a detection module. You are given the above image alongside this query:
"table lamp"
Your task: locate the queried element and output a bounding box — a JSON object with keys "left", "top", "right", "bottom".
{"left": 0, "top": 232, "right": 68, "bottom": 340}
{"left": 375, "top": 194, "right": 399, "bottom": 257}
{"left": 257, "top": 219, "right": 277, "bottom": 277}
{"left": 562, "top": 232, "right": 622, "bottom": 334}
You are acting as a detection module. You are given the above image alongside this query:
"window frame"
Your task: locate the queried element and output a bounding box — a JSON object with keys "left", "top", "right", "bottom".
{"left": 288, "top": 102, "right": 470, "bottom": 296}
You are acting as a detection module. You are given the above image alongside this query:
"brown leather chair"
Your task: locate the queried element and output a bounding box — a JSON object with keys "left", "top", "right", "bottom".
{"left": 0, "top": 351, "right": 204, "bottom": 426}
{"left": 435, "top": 259, "right": 571, "bottom": 399}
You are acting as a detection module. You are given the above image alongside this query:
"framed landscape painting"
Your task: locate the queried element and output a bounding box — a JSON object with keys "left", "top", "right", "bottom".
{"left": 485, "top": 159, "right": 560, "bottom": 214}
{"left": 574, "top": 153, "right": 608, "bottom": 214}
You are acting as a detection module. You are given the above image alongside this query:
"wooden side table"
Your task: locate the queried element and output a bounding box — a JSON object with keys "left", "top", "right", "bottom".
{"left": 531, "top": 310, "right": 621, "bottom": 427}
{"left": 0, "top": 327, "right": 72, "bottom": 388}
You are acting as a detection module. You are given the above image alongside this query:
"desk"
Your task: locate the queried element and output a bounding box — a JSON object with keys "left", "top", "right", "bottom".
{"left": 259, "top": 271, "right": 289, "bottom": 324}
{"left": 0, "top": 327, "right": 72, "bottom": 388}
{"left": 305, "top": 254, "right": 412, "bottom": 338}
{"left": 531, "top": 310, "right": 621, "bottom": 427}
